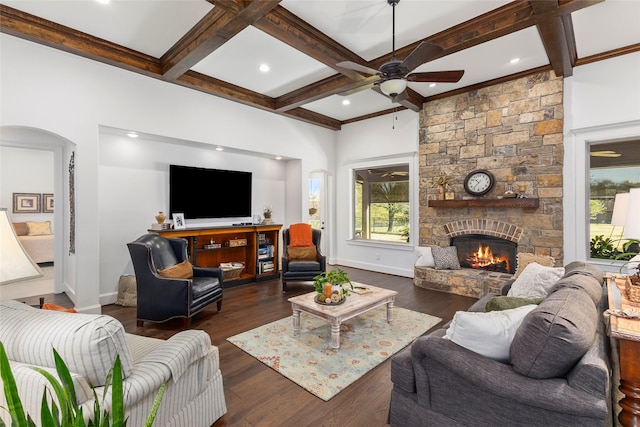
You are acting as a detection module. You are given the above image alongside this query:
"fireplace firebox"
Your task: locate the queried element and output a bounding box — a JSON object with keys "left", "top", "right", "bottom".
{"left": 450, "top": 234, "right": 517, "bottom": 274}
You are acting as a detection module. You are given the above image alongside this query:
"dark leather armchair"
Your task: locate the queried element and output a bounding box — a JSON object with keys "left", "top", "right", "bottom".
{"left": 281, "top": 227, "right": 326, "bottom": 292}
{"left": 127, "top": 233, "right": 223, "bottom": 327}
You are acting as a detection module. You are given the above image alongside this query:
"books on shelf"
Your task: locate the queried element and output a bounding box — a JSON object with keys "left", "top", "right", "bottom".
{"left": 151, "top": 223, "right": 171, "bottom": 230}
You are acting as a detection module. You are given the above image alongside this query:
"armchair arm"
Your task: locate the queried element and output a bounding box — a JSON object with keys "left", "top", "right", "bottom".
{"left": 411, "top": 333, "right": 607, "bottom": 418}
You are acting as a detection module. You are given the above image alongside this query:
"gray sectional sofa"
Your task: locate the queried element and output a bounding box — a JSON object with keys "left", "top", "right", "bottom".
{"left": 389, "top": 261, "right": 613, "bottom": 427}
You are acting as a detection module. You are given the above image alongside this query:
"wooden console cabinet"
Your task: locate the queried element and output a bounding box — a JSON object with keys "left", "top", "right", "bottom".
{"left": 151, "top": 224, "right": 282, "bottom": 286}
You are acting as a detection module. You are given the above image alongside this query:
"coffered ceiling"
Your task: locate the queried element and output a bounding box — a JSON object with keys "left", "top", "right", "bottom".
{"left": 1, "top": 0, "right": 639, "bottom": 131}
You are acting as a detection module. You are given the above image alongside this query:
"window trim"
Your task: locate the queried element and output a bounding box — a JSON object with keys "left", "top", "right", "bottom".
{"left": 565, "top": 119, "right": 640, "bottom": 271}
{"left": 344, "top": 153, "right": 417, "bottom": 248}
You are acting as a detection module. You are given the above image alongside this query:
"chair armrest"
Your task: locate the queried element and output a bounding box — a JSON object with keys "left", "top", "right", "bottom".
{"left": 192, "top": 266, "right": 223, "bottom": 283}
{"left": 411, "top": 334, "right": 607, "bottom": 418}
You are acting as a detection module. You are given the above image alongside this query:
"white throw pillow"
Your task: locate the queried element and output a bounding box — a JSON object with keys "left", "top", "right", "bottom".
{"left": 444, "top": 304, "right": 537, "bottom": 362}
{"left": 507, "top": 262, "right": 565, "bottom": 298}
{"left": 414, "top": 246, "right": 435, "bottom": 267}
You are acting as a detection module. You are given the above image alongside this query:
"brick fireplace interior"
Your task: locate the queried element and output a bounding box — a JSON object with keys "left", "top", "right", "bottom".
{"left": 415, "top": 70, "right": 564, "bottom": 298}
{"left": 451, "top": 235, "right": 517, "bottom": 274}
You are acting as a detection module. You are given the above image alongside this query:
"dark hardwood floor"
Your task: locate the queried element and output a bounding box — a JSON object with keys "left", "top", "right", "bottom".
{"left": 28, "top": 266, "right": 477, "bottom": 427}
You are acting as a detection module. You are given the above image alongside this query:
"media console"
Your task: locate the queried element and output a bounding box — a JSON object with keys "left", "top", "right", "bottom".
{"left": 150, "top": 224, "right": 282, "bottom": 287}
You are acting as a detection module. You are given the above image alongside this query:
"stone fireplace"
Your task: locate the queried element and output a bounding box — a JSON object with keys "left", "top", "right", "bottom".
{"left": 451, "top": 235, "right": 517, "bottom": 274}
{"left": 415, "top": 71, "right": 564, "bottom": 298}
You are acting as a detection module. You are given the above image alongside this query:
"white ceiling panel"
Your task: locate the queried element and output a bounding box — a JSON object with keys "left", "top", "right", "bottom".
{"left": 191, "top": 26, "right": 337, "bottom": 97}
{"left": 408, "top": 27, "right": 549, "bottom": 97}
{"left": 572, "top": 0, "right": 640, "bottom": 58}
{"left": 0, "top": 0, "right": 212, "bottom": 57}
{"left": 282, "top": 0, "right": 512, "bottom": 61}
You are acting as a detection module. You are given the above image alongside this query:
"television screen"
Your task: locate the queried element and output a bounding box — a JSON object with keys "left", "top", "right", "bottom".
{"left": 170, "top": 165, "right": 252, "bottom": 219}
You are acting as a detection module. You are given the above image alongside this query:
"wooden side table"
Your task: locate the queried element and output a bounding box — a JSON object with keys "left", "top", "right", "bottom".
{"left": 606, "top": 274, "right": 640, "bottom": 426}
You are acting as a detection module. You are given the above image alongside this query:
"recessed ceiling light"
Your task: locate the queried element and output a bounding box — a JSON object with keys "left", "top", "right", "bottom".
{"left": 126, "top": 132, "right": 138, "bottom": 138}
{"left": 429, "top": 83, "right": 437, "bottom": 88}
{"left": 275, "top": 156, "right": 282, "bottom": 160}
{"left": 510, "top": 57, "right": 521, "bottom": 64}
{"left": 215, "top": 146, "right": 224, "bottom": 151}
{"left": 259, "top": 64, "right": 270, "bottom": 73}
{"left": 342, "top": 99, "right": 350, "bottom": 106}
{"left": 95, "top": 0, "right": 110, "bottom": 4}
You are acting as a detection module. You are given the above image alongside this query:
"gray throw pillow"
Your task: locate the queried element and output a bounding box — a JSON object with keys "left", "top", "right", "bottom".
{"left": 510, "top": 287, "right": 597, "bottom": 379}
{"left": 431, "top": 246, "right": 461, "bottom": 270}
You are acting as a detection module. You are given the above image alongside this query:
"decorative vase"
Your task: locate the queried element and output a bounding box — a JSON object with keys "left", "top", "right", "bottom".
{"left": 155, "top": 211, "right": 166, "bottom": 224}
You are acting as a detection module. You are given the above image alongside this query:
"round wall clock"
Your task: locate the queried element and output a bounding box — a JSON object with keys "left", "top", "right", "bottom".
{"left": 463, "top": 169, "right": 495, "bottom": 196}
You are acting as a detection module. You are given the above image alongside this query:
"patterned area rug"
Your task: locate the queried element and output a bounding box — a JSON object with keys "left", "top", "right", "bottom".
{"left": 227, "top": 305, "right": 441, "bottom": 401}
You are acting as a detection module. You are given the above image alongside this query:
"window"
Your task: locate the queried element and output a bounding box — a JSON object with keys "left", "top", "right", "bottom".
{"left": 353, "top": 164, "right": 410, "bottom": 243}
{"left": 589, "top": 139, "right": 640, "bottom": 260}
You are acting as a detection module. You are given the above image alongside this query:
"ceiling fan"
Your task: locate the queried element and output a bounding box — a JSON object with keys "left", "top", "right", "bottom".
{"left": 337, "top": 0, "right": 465, "bottom": 101}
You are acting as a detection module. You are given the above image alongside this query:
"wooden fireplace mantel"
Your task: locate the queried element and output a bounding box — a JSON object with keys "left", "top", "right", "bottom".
{"left": 428, "top": 198, "right": 539, "bottom": 209}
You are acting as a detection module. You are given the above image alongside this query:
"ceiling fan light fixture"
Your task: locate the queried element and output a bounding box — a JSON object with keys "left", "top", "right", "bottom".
{"left": 380, "top": 78, "right": 407, "bottom": 97}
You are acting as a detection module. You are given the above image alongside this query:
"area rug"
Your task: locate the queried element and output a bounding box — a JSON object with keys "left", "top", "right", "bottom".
{"left": 227, "top": 305, "right": 441, "bottom": 401}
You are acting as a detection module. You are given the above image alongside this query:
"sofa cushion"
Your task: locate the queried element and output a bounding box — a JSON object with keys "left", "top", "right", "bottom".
{"left": 26, "top": 221, "right": 52, "bottom": 236}
{"left": 157, "top": 260, "right": 193, "bottom": 279}
{"left": 432, "top": 246, "right": 461, "bottom": 270}
{"left": 507, "top": 262, "right": 565, "bottom": 298}
{"left": 444, "top": 304, "right": 537, "bottom": 363}
{"left": 286, "top": 260, "right": 321, "bottom": 272}
{"left": 414, "top": 246, "right": 435, "bottom": 268}
{"left": 0, "top": 300, "right": 133, "bottom": 387}
{"left": 510, "top": 287, "right": 598, "bottom": 379}
{"left": 549, "top": 261, "right": 604, "bottom": 305}
{"left": 513, "top": 253, "right": 555, "bottom": 279}
{"left": 484, "top": 296, "right": 544, "bottom": 312}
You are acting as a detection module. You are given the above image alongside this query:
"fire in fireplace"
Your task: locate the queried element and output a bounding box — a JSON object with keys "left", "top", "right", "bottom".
{"left": 450, "top": 235, "right": 517, "bottom": 274}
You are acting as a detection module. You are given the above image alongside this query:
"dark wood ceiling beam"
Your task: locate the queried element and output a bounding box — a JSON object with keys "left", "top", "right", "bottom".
{"left": 274, "top": 74, "right": 374, "bottom": 112}
{"left": 253, "top": 5, "right": 368, "bottom": 81}
{"left": 575, "top": 42, "right": 640, "bottom": 66}
{"left": 161, "top": 1, "right": 282, "bottom": 80}
{"left": 0, "top": 5, "right": 162, "bottom": 76}
{"left": 530, "top": 1, "right": 574, "bottom": 77}
{"left": 280, "top": 108, "right": 341, "bottom": 131}
{"left": 176, "top": 70, "right": 275, "bottom": 110}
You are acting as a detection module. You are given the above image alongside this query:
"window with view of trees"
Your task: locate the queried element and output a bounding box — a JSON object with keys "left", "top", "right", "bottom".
{"left": 589, "top": 140, "right": 640, "bottom": 260}
{"left": 353, "top": 164, "right": 410, "bottom": 243}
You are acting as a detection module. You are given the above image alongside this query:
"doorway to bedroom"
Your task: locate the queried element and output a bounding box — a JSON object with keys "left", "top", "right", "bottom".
{"left": 0, "top": 145, "right": 55, "bottom": 300}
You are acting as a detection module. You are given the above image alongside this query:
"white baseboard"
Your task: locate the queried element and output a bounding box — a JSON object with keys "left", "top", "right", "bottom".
{"left": 331, "top": 258, "right": 413, "bottom": 278}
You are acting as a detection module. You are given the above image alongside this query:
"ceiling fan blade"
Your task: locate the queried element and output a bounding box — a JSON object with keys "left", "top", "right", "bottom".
{"left": 338, "top": 82, "right": 376, "bottom": 96}
{"left": 336, "top": 61, "right": 380, "bottom": 76}
{"left": 400, "top": 41, "right": 444, "bottom": 73}
{"left": 406, "top": 70, "right": 465, "bottom": 83}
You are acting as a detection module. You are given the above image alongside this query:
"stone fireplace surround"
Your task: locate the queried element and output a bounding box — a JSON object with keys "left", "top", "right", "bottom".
{"left": 415, "top": 220, "right": 523, "bottom": 297}
{"left": 416, "top": 71, "right": 564, "bottom": 298}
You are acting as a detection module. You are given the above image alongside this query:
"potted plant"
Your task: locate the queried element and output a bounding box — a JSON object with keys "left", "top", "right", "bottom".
{"left": 313, "top": 268, "right": 354, "bottom": 304}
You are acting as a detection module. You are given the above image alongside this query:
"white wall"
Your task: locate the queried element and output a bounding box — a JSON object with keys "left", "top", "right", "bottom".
{"left": 0, "top": 147, "right": 54, "bottom": 224}
{"left": 0, "top": 34, "right": 335, "bottom": 311}
{"left": 334, "top": 110, "right": 419, "bottom": 277}
{"left": 563, "top": 52, "right": 640, "bottom": 270}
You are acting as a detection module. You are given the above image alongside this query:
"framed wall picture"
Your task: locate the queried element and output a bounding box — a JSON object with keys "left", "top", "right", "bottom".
{"left": 43, "top": 193, "right": 54, "bottom": 213}
{"left": 13, "top": 193, "right": 41, "bottom": 213}
{"left": 173, "top": 213, "right": 186, "bottom": 230}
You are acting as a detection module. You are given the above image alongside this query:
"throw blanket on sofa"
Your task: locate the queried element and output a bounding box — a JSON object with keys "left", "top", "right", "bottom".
{"left": 289, "top": 223, "right": 313, "bottom": 247}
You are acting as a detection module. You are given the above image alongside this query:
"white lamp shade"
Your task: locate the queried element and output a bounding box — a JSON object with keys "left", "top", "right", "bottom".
{"left": 611, "top": 192, "right": 630, "bottom": 226}
{"left": 379, "top": 79, "right": 407, "bottom": 97}
{"left": 0, "top": 208, "right": 43, "bottom": 284}
{"left": 623, "top": 188, "right": 640, "bottom": 239}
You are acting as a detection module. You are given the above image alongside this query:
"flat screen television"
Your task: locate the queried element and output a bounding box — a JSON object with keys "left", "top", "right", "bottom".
{"left": 169, "top": 164, "right": 252, "bottom": 219}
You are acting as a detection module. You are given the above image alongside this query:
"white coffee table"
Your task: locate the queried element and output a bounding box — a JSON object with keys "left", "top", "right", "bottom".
{"left": 287, "top": 283, "right": 398, "bottom": 350}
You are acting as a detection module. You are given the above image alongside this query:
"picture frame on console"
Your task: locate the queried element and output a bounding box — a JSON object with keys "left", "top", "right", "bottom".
{"left": 172, "top": 213, "right": 186, "bottom": 230}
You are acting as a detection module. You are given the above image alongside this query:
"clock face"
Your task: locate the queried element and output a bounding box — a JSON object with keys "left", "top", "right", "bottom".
{"left": 464, "top": 170, "right": 495, "bottom": 196}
